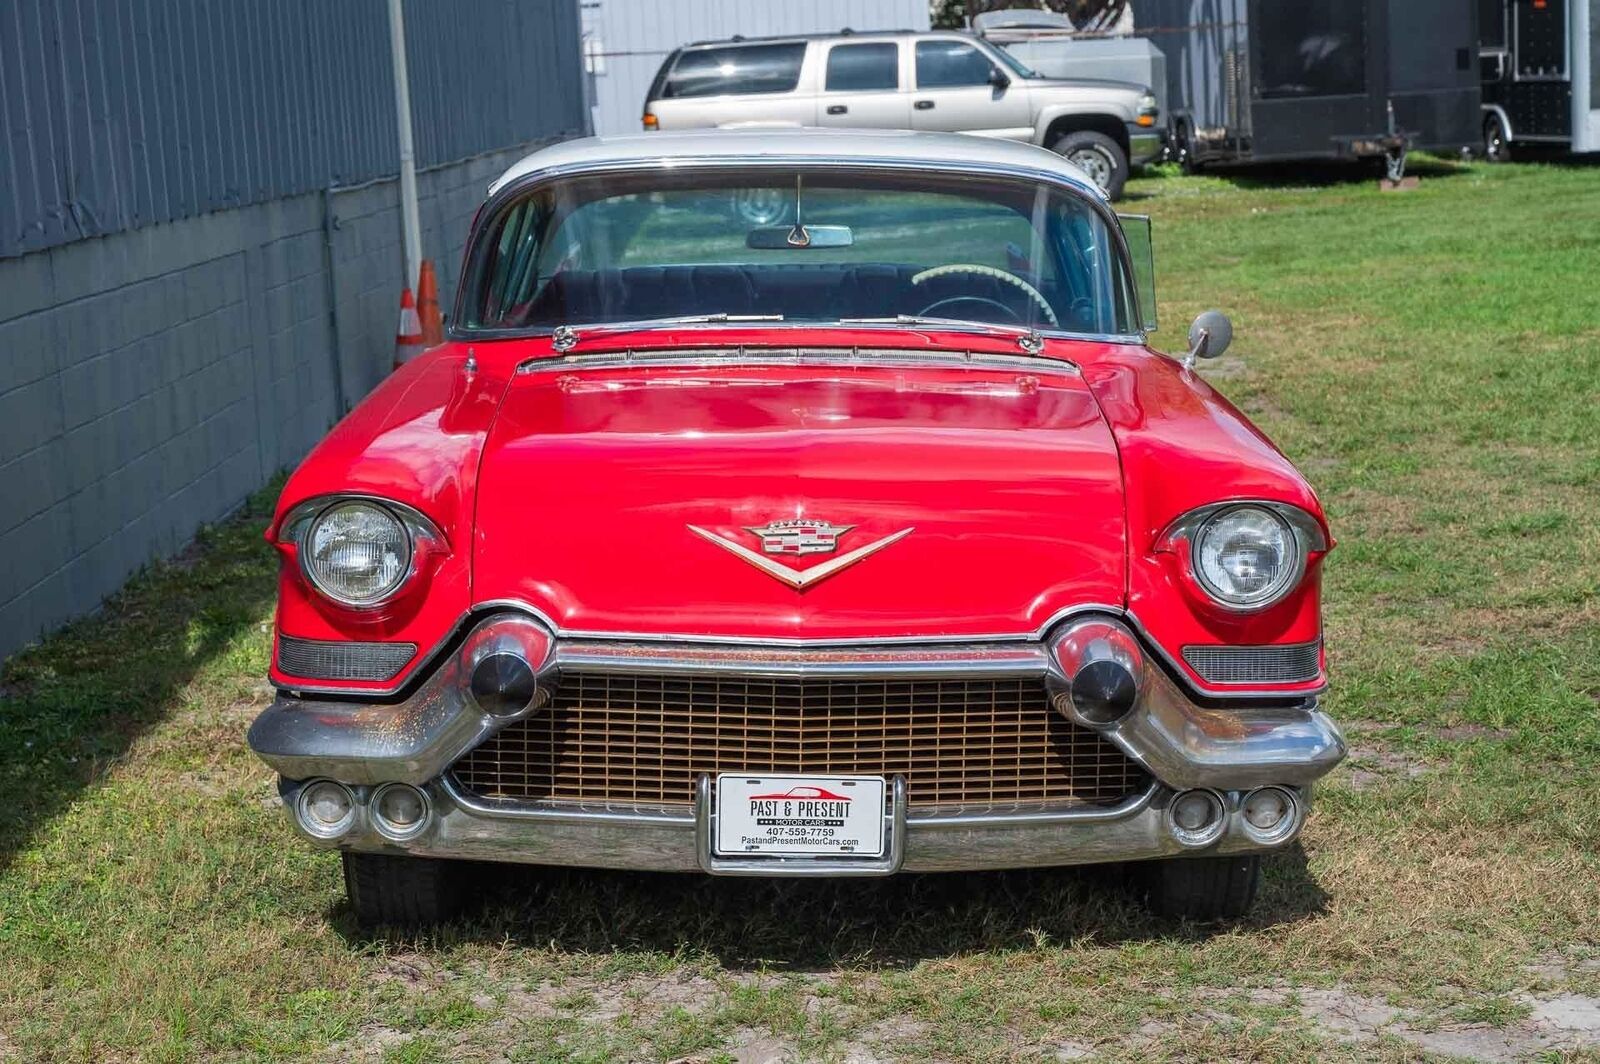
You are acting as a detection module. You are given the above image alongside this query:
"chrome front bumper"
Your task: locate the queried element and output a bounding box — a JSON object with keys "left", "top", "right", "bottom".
{"left": 1127, "top": 126, "right": 1163, "bottom": 166}
{"left": 276, "top": 774, "right": 1309, "bottom": 874}
{"left": 250, "top": 611, "right": 1344, "bottom": 873}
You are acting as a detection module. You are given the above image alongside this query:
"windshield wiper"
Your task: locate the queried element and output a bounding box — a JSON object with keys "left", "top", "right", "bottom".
{"left": 838, "top": 315, "right": 1046, "bottom": 353}
{"left": 551, "top": 314, "right": 783, "bottom": 352}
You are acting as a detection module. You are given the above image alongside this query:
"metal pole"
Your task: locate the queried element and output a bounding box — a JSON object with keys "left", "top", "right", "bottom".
{"left": 387, "top": 0, "right": 423, "bottom": 291}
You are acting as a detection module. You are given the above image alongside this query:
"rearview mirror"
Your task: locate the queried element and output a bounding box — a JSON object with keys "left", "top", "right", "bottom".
{"left": 1186, "top": 310, "right": 1233, "bottom": 361}
{"left": 747, "top": 224, "right": 854, "bottom": 249}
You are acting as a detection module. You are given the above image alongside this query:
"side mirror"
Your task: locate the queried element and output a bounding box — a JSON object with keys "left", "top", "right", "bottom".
{"left": 1185, "top": 310, "right": 1232, "bottom": 365}
{"left": 989, "top": 66, "right": 1011, "bottom": 89}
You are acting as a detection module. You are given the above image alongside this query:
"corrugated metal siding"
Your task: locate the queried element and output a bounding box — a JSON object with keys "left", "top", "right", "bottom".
{"left": 581, "top": 0, "right": 930, "bottom": 135}
{"left": 0, "top": 0, "right": 588, "bottom": 259}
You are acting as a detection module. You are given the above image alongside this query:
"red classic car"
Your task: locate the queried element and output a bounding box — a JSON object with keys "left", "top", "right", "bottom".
{"left": 248, "top": 130, "right": 1344, "bottom": 926}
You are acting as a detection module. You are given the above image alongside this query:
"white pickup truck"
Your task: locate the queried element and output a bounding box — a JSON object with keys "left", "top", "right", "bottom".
{"left": 643, "top": 30, "right": 1161, "bottom": 200}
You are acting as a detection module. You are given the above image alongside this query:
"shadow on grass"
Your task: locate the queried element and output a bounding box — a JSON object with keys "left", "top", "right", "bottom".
{"left": 0, "top": 484, "right": 279, "bottom": 873}
{"left": 342, "top": 844, "right": 1329, "bottom": 969}
{"left": 1187, "top": 152, "right": 1473, "bottom": 191}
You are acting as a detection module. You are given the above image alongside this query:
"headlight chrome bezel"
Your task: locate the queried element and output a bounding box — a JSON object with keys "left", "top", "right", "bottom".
{"left": 279, "top": 495, "right": 445, "bottom": 609}
{"left": 1159, "top": 501, "right": 1326, "bottom": 613}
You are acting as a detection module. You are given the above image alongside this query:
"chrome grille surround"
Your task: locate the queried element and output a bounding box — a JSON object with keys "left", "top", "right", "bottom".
{"left": 1181, "top": 639, "right": 1322, "bottom": 685}
{"left": 276, "top": 634, "right": 417, "bottom": 682}
{"left": 451, "top": 670, "right": 1150, "bottom": 808}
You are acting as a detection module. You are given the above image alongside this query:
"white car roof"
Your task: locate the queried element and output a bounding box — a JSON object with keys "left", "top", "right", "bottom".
{"left": 487, "top": 129, "right": 1105, "bottom": 200}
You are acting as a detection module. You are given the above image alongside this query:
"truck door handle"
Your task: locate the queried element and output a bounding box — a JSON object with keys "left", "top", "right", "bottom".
{"left": 826, "top": 104, "right": 848, "bottom": 115}
{"left": 914, "top": 100, "right": 934, "bottom": 110}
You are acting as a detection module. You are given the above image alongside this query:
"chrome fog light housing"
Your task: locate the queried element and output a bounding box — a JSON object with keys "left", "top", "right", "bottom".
{"left": 370, "top": 782, "right": 431, "bottom": 841}
{"left": 1239, "top": 786, "right": 1300, "bottom": 845}
{"left": 460, "top": 616, "right": 555, "bottom": 718}
{"left": 1048, "top": 618, "right": 1143, "bottom": 726}
{"left": 1167, "top": 788, "right": 1226, "bottom": 848}
{"left": 296, "top": 779, "right": 357, "bottom": 839}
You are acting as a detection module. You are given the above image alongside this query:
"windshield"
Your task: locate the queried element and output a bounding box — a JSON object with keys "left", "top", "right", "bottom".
{"left": 989, "top": 43, "right": 1040, "bottom": 80}
{"left": 466, "top": 168, "right": 1135, "bottom": 336}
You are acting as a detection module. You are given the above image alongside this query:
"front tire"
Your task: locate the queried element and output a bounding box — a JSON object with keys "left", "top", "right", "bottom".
{"left": 343, "top": 852, "right": 466, "bottom": 928}
{"left": 1051, "top": 130, "right": 1130, "bottom": 200}
{"left": 1134, "top": 854, "right": 1261, "bottom": 920}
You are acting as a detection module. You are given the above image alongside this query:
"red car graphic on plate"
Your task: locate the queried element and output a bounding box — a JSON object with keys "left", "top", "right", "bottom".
{"left": 749, "top": 785, "right": 852, "bottom": 802}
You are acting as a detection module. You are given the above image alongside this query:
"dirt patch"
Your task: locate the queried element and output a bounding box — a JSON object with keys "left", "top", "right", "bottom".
{"left": 1238, "top": 983, "right": 1600, "bottom": 1061}
{"left": 719, "top": 1028, "right": 801, "bottom": 1064}
{"left": 1340, "top": 742, "right": 1433, "bottom": 791}
{"left": 1430, "top": 724, "right": 1513, "bottom": 742}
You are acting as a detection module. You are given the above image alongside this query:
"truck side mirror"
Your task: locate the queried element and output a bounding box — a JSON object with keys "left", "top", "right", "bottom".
{"left": 989, "top": 66, "right": 1011, "bottom": 90}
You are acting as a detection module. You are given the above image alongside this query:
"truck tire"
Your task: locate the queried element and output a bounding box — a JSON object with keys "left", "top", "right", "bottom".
{"left": 1051, "top": 130, "right": 1129, "bottom": 201}
{"left": 1134, "top": 854, "right": 1261, "bottom": 920}
{"left": 343, "top": 852, "right": 466, "bottom": 928}
{"left": 1483, "top": 113, "right": 1510, "bottom": 162}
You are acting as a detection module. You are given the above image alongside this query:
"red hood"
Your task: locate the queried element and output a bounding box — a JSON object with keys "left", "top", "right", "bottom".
{"left": 473, "top": 357, "right": 1126, "bottom": 640}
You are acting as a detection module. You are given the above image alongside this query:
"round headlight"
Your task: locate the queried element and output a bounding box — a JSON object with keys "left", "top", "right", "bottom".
{"left": 303, "top": 501, "right": 411, "bottom": 606}
{"left": 1192, "top": 505, "right": 1301, "bottom": 608}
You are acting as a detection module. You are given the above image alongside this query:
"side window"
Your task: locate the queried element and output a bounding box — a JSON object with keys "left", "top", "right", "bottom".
{"left": 915, "top": 40, "right": 995, "bottom": 89}
{"left": 825, "top": 42, "right": 899, "bottom": 92}
{"left": 662, "top": 43, "right": 807, "bottom": 98}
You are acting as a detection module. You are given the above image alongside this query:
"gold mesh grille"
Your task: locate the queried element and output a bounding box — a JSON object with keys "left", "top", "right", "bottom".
{"left": 452, "top": 672, "right": 1149, "bottom": 807}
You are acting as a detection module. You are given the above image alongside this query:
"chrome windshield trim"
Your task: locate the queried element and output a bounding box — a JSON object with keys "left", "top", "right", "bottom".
{"left": 514, "top": 344, "right": 1088, "bottom": 376}
{"left": 553, "top": 639, "right": 1050, "bottom": 679}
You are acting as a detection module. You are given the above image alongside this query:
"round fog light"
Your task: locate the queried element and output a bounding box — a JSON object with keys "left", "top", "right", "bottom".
{"left": 296, "top": 780, "right": 356, "bottom": 839}
{"left": 1241, "top": 786, "right": 1298, "bottom": 844}
{"left": 1168, "top": 788, "right": 1225, "bottom": 848}
{"left": 370, "top": 783, "right": 431, "bottom": 841}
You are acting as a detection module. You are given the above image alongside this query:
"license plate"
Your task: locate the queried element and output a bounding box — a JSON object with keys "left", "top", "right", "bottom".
{"left": 714, "top": 774, "right": 887, "bottom": 858}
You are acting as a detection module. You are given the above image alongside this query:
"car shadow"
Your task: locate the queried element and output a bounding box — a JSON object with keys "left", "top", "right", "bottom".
{"left": 0, "top": 485, "right": 278, "bottom": 874}
{"left": 338, "top": 843, "right": 1330, "bottom": 968}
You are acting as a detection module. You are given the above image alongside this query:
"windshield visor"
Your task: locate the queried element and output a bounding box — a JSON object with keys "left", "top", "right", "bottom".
{"left": 465, "top": 167, "right": 1137, "bottom": 336}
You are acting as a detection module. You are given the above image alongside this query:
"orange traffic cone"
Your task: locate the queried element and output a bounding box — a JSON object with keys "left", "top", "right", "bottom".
{"left": 393, "top": 287, "right": 424, "bottom": 370}
{"left": 417, "top": 259, "right": 444, "bottom": 346}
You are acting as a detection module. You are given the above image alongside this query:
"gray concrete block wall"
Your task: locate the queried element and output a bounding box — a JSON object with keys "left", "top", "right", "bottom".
{"left": 0, "top": 142, "right": 541, "bottom": 660}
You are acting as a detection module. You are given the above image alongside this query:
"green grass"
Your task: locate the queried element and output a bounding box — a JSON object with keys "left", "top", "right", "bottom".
{"left": 3, "top": 155, "right": 1600, "bottom": 1061}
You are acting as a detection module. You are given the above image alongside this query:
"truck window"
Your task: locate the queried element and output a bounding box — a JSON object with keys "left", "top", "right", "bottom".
{"left": 662, "top": 43, "right": 807, "bottom": 98}
{"left": 915, "top": 40, "right": 995, "bottom": 89}
{"left": 826, "top": 43, "right": 899, "bottom": 92}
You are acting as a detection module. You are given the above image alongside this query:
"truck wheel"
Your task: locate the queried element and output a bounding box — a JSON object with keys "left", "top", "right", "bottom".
{"left": 1134, "top": 854, "right": 1261, "bottom": 920}
{"left": 1051, "top": 131, "right": 1129, "bottom": 200}
{"left": 342, "top": 852, "right": 466, "bottom": 928}
{"left": 1483, "top": 113, "right": 1510, "bottom": 162}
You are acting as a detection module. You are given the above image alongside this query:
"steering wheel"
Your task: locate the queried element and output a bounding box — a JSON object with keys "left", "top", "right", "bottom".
{"left": 919, "top": 296, "right": 1024, "bottom": 325}
{"left": 911, "top": 264, "right": 1059, "bottom": 327}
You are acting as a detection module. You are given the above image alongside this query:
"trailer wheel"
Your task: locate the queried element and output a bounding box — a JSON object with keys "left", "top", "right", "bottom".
{"left": 1175, "top": 120, "right": 1200, "bottom": 174}
{"left": 1483, "top": 113, "right": 1510, "bottom": 162}
{"left": 1051, "top": 131, "right": 1129, "bottom": 200}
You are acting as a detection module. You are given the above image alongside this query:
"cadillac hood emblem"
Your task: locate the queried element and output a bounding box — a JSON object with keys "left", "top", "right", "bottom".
{"left": 748, "top": 519, "right": 853, "bottom": 556}
{"left": 687, "top": 520, "right": 914, "bottom": 589}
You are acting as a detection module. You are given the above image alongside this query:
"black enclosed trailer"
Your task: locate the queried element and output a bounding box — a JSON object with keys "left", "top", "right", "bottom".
{"left": 1479, "top": 0, "right": 1600, "bottom": 157}
{"left": 1129, "top": 0, "right": 1481, "bottom": 175}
